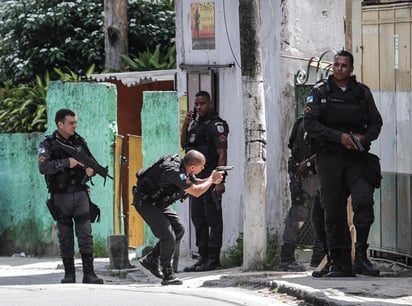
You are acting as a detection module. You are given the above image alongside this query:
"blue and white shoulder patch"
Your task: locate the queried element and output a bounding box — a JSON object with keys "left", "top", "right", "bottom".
{"left": 215, "top": 122, "right": 225, "bottom": 134}
{"left": 38, "top": 147, "right": 46, "bottom": 154}
{"left": 179, "top": 173, "right": 187, "bottom": 181}
{"left": 306, "top": 96, "right": 313, "bottom": 104}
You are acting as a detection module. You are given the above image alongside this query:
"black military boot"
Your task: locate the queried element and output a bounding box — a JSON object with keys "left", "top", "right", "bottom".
{"left": 81, "top": 254, "right": 104, "bottom": 284}
{"left": 324, "top": 248, "right": 355, "bottom": 277}
{"left": 195, "top": 258, "right": 219, "bottom": 271}
{"left": 161, "top": 265, "right": 183, "bottom": 285}
{"left": 61, "top": 257, "right": 76, "bottom": 283}
{"left": 183, "top": 256, "right": 207, "bottom": 272}
{"left": 139, "top": 252, "right": 163, "bottom": 279}
{"left": 312, "top": 254, "right": 330, "bottom": 278}
{"left": 196, "top": 248, "right": 220, "bottom": 272}
{"left": 353, "top": 243, "right": 380, "bottom": 276}
{"left": 278, "top": 243, "right": 305, "bottom": 272}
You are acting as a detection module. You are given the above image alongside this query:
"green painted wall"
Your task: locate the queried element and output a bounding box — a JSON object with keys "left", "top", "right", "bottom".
{"left": 141, "top": 91, "right": 179, "bottom": 247}
{"left": 0, "top": 133, "right": 56, "bottom": 255}
{"left": 0, "top": 81, "right": 117, "bottom": 256}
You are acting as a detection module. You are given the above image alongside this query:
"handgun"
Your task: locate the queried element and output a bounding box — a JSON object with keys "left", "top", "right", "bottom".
{"left": 215, "top": 166, "right": 234, "bottom": 183}
{"left": 350, "top": 133, "right": 365, "bottom": 152}
{"left": 212, "top": 166, "right": 234, "bottom": 209}
{"left": 215, "top": 166, "right": 234, "bottom": 172}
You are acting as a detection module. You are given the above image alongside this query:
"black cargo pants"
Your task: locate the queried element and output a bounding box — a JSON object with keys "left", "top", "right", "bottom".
{"left": 54, "top": 190, "right": 93, "bottom": 258}
{"left": 134, "top": 203, "right": 185, "bottom": 268}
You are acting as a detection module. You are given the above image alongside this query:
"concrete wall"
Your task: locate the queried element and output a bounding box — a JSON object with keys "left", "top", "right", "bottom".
{"left": 0, "top": 81, "right": 117, "bottom": 256}
{"left": 0, "top": 133, "right": 56, "bottom": 255}
{"left": 175, "top": 0, "right": 346, "bottom": 253}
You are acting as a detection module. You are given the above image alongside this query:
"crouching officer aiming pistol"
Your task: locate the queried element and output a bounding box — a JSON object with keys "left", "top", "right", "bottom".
{"left": 133, "top": 150, "right": 224, "bottom": 285}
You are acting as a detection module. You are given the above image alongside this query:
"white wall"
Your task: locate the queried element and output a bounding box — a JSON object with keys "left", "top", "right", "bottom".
{"left": 175, "top": 0, "right": 346, "bottom": 256}
{"left": 277, "top": 0, "right": 345, "bottom": 238}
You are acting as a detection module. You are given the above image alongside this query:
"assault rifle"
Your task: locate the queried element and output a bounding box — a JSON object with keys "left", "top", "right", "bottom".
{"left": 53, "top": 138, "right": 113, "bottom": 185}
{"left": 349, "top": 133, "right": 365, "bottom": 152}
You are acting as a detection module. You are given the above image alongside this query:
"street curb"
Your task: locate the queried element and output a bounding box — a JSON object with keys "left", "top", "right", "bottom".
{"left": 202, "top": 274, "right": 355, "bottom": 306}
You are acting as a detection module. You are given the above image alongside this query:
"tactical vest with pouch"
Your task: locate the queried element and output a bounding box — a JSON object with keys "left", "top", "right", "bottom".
{"left": 132, "top": 154, "right": 187, "bottom": 208}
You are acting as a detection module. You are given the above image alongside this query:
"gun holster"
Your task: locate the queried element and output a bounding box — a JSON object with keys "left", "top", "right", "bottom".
{"left": 210, "top": 187, "right": 222, "bottom": 210}
{"left": 89, "top": 201, "right": 101, "bottom": 223}
{"left": 46, "top": 197, "right": 59, "bottom": 221}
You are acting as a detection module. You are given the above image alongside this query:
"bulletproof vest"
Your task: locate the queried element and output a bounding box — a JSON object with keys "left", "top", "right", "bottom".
{"left": 316, "top": 79, "right": 367, "bottom": 135}
{"left": 45, "top": 134, "right": 86, "bottom": 193}
{"left": 186, "top": 112, "right": 228, "bottom": 169}
{"left": 134, "top": 154, "right": 186, "bottom": 207}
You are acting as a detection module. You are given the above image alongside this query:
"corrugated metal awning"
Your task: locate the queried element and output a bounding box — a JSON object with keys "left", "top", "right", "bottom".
{"left": 87, "top": 69, "right": 177, "bottom": 87}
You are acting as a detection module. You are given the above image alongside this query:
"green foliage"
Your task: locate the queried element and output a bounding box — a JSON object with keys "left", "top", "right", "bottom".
{"left": 0, "top": 74, "right": 50, "bottom": 133}
{"left": 264, "top": 232, "right": 280, "bottom": 269}
{"left": 128, "top": 0, "right": 176, "bottom": 58}
{"left": 121, "top": 45, "right": 176, "bottom": 71}
{"left": 93, "top": 237, "right": 108, "bottom": 258}
{"left": 53, "top": 64, "right": 96, "bottom": 82}
{"left": 0, "top": 0, "right": 105, "bottom": 84}
{"left": 0, "top": 0, "right": 176, "bottom": 133}
{"left": 220, "top": 231, "right": 280, "bottom": 270}
{"left": 220, "top": 234, "right": 244, "bottom": 268}
{"left": 0, "top": 65, "right": 96, "bottom": 133}
{"left": 0, "top": 0, "right": 176, "bottom": 85}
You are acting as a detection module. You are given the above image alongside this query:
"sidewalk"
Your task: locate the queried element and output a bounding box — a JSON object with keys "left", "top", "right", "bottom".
{"left": 1, "top": 250, "right": 412, "bottom": 306}
{"left": 106, "top": 248, "right": 412, "bottom": 306}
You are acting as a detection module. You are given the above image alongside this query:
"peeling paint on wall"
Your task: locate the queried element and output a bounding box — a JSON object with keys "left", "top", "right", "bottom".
{"left": 0, "top": 81, "right": 117, "bottom": 256}
{"left": 141, "top": 91, "right": 179, "bottom": 247}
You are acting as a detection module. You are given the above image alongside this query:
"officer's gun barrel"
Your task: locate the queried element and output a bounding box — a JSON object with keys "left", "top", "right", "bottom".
{"left": 349, "top": 133, "right": 365, "bottom": 152}
{"left": 215, "top": 166, "right": 234, "bottom": 172}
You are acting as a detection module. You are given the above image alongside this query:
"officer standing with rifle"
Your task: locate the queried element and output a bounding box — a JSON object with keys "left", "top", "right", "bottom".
{"left": 180, "top": 91, "right": 229, "bottom": 272}
{"left": 304, "top": 50, "right": 383, "bottom": 277}
{"left": 38, "top": 108, "right": 110, "bottom": 284}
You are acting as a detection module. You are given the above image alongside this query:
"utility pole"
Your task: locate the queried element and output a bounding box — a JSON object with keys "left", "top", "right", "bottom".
{"left": 239, "top": 0, "right": 267, "bottom": 270}
{"left": 104, "top": 0, "right": 128, "bottom": 70}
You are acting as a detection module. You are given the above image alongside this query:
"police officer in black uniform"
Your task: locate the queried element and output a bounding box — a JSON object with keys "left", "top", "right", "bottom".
{"left": 279, "top": 116, "right": 324, "bottom": 271}
{"left": 38, "top": 108, "right": 103, "bottom": 284}
{"left": 134, "top": 150, "right": 224, "bottom": 285}
{"left": 304, "top": 50, "right": 383, "bottom": 277}
{"left": 180, "top": 91, "right": 229, "bottom": 272}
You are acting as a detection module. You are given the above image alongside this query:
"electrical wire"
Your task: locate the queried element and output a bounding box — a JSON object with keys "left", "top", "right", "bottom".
{"left": 222, "top": 0, "right": 241, "bottom": 69}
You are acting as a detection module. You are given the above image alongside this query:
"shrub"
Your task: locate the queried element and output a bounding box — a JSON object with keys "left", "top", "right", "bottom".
{"left": 0, "top": 0, "right": 176, "bottom": 85}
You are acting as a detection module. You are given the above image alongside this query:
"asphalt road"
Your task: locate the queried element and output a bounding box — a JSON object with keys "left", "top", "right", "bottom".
{"left": 0, "top": 256, "right": 306, "bottom": 306}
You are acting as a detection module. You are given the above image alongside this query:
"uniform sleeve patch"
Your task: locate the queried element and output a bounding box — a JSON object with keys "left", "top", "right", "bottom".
{"left": 215, "top": 122, "right": 225, "bottom": 133}
{"left": 38, "top": 147, "right": 46, "bottom": 154}
{"left": 306, "top": 96, "right": 313, "bottom": 104}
